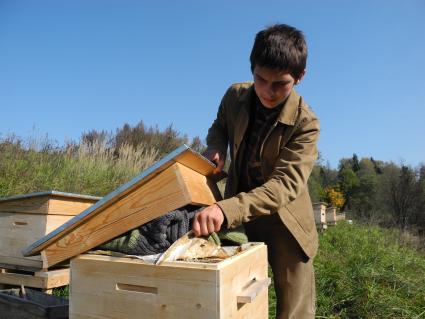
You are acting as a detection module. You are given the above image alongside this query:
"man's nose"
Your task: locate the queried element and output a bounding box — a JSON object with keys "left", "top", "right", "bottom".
{"left": 265, "top": 85, "right": 275, "bottom": 99}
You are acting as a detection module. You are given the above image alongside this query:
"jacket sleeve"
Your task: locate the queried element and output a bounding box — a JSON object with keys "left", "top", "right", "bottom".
{"left": 216, "top": 113, "right": 320, "bottom": 229}
{"left": 205, "top": 88, "right": 231, "bottom": 159}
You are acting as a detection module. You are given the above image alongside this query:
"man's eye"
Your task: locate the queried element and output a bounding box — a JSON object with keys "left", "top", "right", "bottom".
{"left": 273, "top": 82, "right": 286, "bottom": 89}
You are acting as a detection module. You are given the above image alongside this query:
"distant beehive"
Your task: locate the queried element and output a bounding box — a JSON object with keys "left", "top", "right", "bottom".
{"left": 313, "top": 202, "right": 327, "bottom": 229}
{"left": 326, "top": 206, "right": 337, "bottom": 225}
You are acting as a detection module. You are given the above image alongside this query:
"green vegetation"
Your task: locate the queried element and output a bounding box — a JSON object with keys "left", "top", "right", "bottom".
{"left": 269, "top": 222, "right": 425, "bottom": 319}
{"left": 0, "top": 135, "right": 158, "bottom": 197}
{"left": 315, "top": 222, "right": 425, "bottom": 318}
{"left": 0, "top": 121, "right": 203, "bottom": 198}
{"left": 308, "top": 153, "right": 425, "bottom": 235}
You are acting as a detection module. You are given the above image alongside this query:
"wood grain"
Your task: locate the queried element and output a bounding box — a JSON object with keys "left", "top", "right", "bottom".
{"left": 0, "top": 213, "right": 74, "bottom": 269}
{"left": 0, "top": 196, "right": 49, "bottom": 214}
{"left": 48, "top": 197, "right": 98, "bottom": 216}
{"left": 40, "top": 163, "right": 221, "bottom": 268}
{"left": 0, "top": 267, "right": 69, "bottom": 289}
{"left": 69, "top": 243, "right": 269, "bottom": 319}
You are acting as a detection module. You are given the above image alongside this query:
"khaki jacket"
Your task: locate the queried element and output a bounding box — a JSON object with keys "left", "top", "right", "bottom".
{"left": 206, "top": 82, "right": 320, "bottom": 258}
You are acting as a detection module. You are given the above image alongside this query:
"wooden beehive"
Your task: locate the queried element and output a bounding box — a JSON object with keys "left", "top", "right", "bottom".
{"left": 23, "top": 145, "right": 225, "bottom": 269}
{"left": 0, "top": 191, "right": 100, "bottom": 270}
{"left": 313, "top": 202, "right": 327, "bottom": 227}
{"left": 70, "top": 243, "right": 269, "bottom": 319}
{"left": 326, "top": 207, "right": 337, "bottom": 225}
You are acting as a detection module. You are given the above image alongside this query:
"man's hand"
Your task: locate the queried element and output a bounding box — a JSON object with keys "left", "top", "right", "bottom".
{"left": 203, "top": 149, "right": 225, "bottom": 173}
{"left": 192, "top": 204, "right": 225, "bottom": 237}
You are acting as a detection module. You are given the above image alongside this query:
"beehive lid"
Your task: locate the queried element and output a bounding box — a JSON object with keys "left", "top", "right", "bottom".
{"left": 23, "top": 145, "right": 224, "bottom": 260}
{"left": 0, "top": 191, "right": 101, "bottom": 216}
{"left": 0, "top": 191, "right": 100, "bottom": 203}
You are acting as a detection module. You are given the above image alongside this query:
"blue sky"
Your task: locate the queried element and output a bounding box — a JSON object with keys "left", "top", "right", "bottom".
{"left": 1, "top": 1, "right": 424, "bottom": 168}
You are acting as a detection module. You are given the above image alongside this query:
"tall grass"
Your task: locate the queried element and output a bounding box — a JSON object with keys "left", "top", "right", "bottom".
{"left": 267, "top": 223, "right": 425, "bottom": 318}
{"left": 314, "top": 222, "right": 425, "bottom": 318}
{"left": 0, "top": 135, "right": 158, "bottom": 197}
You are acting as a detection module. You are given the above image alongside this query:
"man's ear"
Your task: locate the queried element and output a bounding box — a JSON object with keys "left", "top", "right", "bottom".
{"left": 296, "top": 69, "right": 306, "bottom": 85}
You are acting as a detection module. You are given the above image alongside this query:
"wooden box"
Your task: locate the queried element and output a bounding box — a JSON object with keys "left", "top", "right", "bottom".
{"left": 313, "top": 202, "right": 327, "bottom": 226}
{"left": 70, "top": 243, "right": 270, "bottom": 319}
{"left": 326, "top": 207, "right": 337, "bottom": 225}
{"left": 0, "top": 191, "right": 99, "bottom": 270}
{"left": 23, "top": 146, "right": 224, "bottom": 269}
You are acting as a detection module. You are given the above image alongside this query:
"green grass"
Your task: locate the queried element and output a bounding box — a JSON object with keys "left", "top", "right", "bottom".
{"left": 313, "top": 222, "right": 425, "bottom": 318}
{"left": 0, "top": 137, "right": 158, "bottom": 198}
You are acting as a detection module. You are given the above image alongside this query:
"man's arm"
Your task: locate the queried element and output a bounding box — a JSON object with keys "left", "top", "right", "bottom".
{"left": 217, "top": 114, "right": 319, "bottom": 229}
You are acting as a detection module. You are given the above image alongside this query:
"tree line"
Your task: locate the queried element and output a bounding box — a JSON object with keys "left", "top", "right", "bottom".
{"left": 308, "top": 154, "right": 425, "bottom": 233}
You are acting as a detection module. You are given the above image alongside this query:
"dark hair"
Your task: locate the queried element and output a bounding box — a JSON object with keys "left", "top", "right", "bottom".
{"left": 250, "top": 24, "right": 307, "bottom": 80}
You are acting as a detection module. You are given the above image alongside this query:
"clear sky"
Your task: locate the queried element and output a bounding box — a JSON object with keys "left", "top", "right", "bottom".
{"left": 1, "top": 1, "right": 424, "bottom": 168}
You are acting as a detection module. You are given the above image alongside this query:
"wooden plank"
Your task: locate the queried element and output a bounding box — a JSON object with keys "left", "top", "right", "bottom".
{"left": 176, "top": 163, "right": 222, "bottom": 205}
{"left": 48, "top": 197, "right": 98, "bottom": 216}
{"left": 0, "top": 256, "right": 43, "bottom": 270}
{"left": 236, "top": 278, "right": 271, "bottom": 304}
{"left": 35, "top": 268, "right": 70, "bottom": 288}
{"left": 0, "top": 191, "right": 99, "bottom": 215}
{"left": 38, "top": 162, "right": 220, "bottom": 268}
{"left": 0, "top": 260, "right": 43, "bottom": 272}
{"left": 0, "top": 268, "right": 69, "bottom": 289}
{"left": 175, "top": 150, "right": 227, "bottom": 182}
{"left": 0, "top": 196, "right": 49, "bottom": 214}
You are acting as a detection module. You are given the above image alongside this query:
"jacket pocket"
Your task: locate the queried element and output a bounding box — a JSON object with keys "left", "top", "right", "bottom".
{"left": 284, "top": 191, "right": 315, "bottom": 235}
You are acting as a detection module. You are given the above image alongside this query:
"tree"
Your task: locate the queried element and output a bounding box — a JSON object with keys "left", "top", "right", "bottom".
{"left": 350, "top": 174, "right": 378, "bottom": 221}
{"left": 381, "top": 165, "right": 420, "bottom": 229}
{"left": 325, "top": 187, "right": 345, "bottom": 210}
{"left": 352, "top": 153, "right": 360, "bottom": 172}
{"left": 338, "top": 167, "right": 359, "bottom": 211}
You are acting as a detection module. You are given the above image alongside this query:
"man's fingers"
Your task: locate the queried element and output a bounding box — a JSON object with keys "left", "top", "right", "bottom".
{"left": 192, "top": 215, "right": 201, "bottom": 237}
{"left": 207, "top": 216, "right": 216, "bottom": 234}
{"left": 199, "top": 215, "right": 209, "bottom": 236}
{"left": 213, "top": 217, "right": 222, "bottom": 232}
{"left": 192, "top": 205, "right": 224, "bottom": 236}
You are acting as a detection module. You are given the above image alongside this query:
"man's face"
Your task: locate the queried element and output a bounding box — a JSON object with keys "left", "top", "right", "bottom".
{"left": 253, "top": 65, "right": 304, "bottom": 109}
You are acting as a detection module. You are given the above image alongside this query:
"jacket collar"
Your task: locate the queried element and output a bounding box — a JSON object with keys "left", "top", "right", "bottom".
{"left": 277, "top": 89, "right": 300, "bottom": 126}
{"left": 240, "top": 85, "right": 300, "bottom": 126}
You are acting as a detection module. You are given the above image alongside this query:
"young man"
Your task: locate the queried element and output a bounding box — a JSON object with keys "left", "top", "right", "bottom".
{"left": 192, "top": 24, "right": 319, "bottom": 319}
